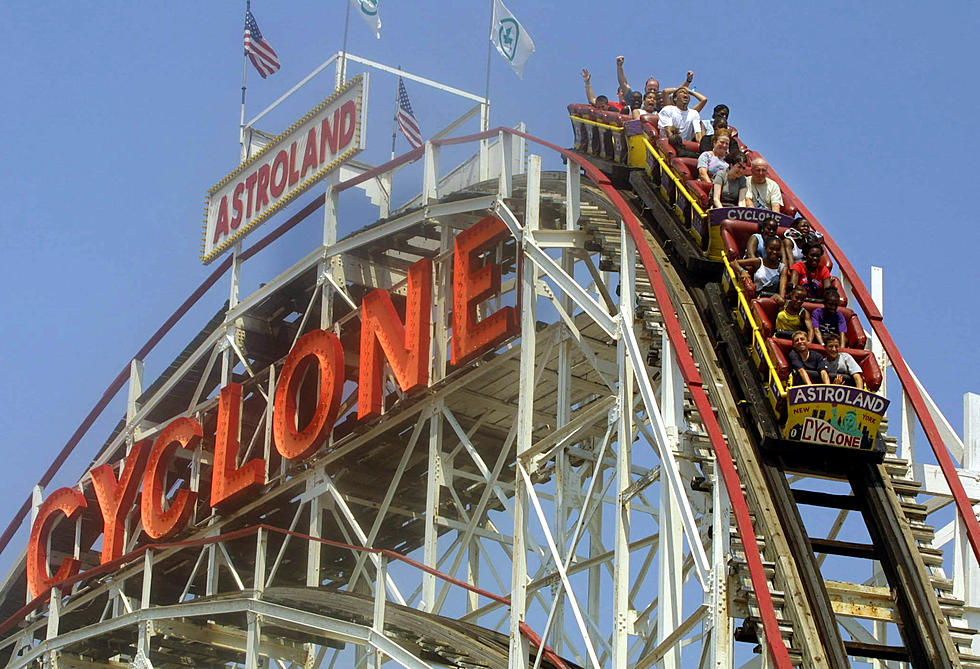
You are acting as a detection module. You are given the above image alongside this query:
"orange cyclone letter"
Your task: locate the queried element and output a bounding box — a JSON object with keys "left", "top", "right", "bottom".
{"left": 90, "top": 440, "right": 150, "bottom": 564}
{"left": 452, "top": 216, "right": 518, "bottom": 365}
{"left": 140, "top": 417, "right": 201, "bottom": 540}
{"left": 27, "top": 487, "right": 87, "bottom": 598}
{"left": 273, "top": 329, "right": 345, "bottom": 460}
{"left": 358, "top": 258, "right": 432, "bottom": 419}
{"left": 211, "top": 382, "right": 266, "bottom": 508}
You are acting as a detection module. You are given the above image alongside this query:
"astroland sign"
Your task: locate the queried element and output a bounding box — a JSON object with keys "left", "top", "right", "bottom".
{"left": 202, "top": 75, "right": 367, "bottom": 264}
{"left": 783, "top": 385, "right": 890, "bottom": 450}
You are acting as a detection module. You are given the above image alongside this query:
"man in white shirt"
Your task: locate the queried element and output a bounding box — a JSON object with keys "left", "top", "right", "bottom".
{"left": 746, "top": 157, "right": 783, "bottom": 213}
{"left": 658, "top": 88, "right": 703, "bottom": 143}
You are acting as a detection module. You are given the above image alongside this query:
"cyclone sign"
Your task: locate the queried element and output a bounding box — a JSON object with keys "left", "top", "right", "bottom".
{"left": 783, "top": 384, "right": 890, "bottom": 450}
{"left": 202, "top": 75, "right": 367, "bottom": 264}
{"left": 26, "top": 215, "right": 518, "bottom": 599}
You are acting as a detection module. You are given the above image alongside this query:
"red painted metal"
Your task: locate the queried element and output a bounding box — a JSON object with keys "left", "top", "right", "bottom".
{"left": 211, "top": 383, "right": 266, "bottom": 508}
{"left": 763, "top": 161, "right": 980, "bottom": 568}
{"left": 451, "top": 216, "right": 519, "bottom": 366}
{"left": 90, "top": 440, "right": 151, "bottom": 564}
{"left": 26, "top": 487, "right": 87, "bottom": 599}
{"left": 273, "top": 329, "right": 346, "bottom": 461}
{"left": 333, "top": 146, "right": 425, "bottom": 194}
{"left": 358, "top": 258, "right": 433, "bottom": 419}
{"left": 141, "top": 417, "right": 201, "bottom": 540}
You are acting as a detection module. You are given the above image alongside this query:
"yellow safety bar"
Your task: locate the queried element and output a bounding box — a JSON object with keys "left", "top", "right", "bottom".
{"left": 569, "top": 114, "right": 707, "bottom": 227}
{"left": 638, "top": 137, "right": 707, "bottom": 219}
{"left": 570, "top": 114, "right": 784, "bottom": 398}
{"left": 720, "top": 256, "right": 788, "bottom": 399}
{"left": 575, "top": 117, "right": 627, "bottom": 132}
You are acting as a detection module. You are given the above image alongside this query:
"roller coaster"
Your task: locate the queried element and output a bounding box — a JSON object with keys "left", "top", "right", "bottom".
{"left": 0, "top": 59, "right": 979, "bottom": 669}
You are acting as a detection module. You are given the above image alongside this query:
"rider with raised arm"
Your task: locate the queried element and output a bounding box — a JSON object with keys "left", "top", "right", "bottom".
{"left": 581, "top": 68, "right": 612, "bottom": 111}
{"left": 659, "top": 88, "right": 704, "bottom": 143}
{"left": 615, "top": 55, "right": 706, "bottom": 113}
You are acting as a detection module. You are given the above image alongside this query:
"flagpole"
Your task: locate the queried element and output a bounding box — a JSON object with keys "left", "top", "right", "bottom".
{"left": 482, "top": 0, "right": 494, "bottom": 130}
{"left": 240, "top": 0, "right": 250, "bottom": 158}
{"left": 339, "top": 0, "right": 352, "bottom": 88}
{"left": 391, "top": 68, "right": 401, "bottom": 160}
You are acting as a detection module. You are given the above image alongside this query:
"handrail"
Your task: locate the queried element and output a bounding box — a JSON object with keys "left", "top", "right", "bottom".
{"left": 576, "top": 117, "right": 627, "bottom": 133}
{"left": 761, "top": 160, "right": 980, "bottom": 568}
{"left": 0, "top": 523, "right": 569, "bottom": 669}
{"left": 568, "top": 114, "right": 709, "bottom": 221}
{"left": 639, "top": 136, "right": 708, "bottom": 219}
{"left": 720, "top": 256, "right": 787, "bottom": 398}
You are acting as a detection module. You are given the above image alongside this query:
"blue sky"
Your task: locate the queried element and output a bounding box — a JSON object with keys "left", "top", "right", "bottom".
{"left": 1, "top": 1, "right": 977, "bottom": 542}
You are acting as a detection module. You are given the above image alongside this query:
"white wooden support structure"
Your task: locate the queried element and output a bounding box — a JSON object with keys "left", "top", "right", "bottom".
{"left": 870, "top": 265, "right": 887, "bottom": 399}
{"left": 658, "top": 327, "right": 685, "bottom": 669}
{"left": 370, "top": 556, "right": 387, "bottom": 669}
{"left": 709, "top": 458, "right": 733, "bottom": 669}
{"left": 611, "top": 226, "right": 635, "bottom": 669}
{"left": 126, "top": 358, "right": 144, "bottom": 447}
{"left": 955, "top": 393, "right": 980, "bottom": 656}
{"left": 245, "top": 611, "right": 262, "bottom": 669}
{"left": 306, "top": 477, "right": 323, "bottom": 588}
{"left": 509, "top": 154, "right": 540, "bottom": 669}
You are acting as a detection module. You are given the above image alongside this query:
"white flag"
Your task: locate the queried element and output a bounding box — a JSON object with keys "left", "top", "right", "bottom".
{"left": 351, "top": 0, "right": 381, "bottom": 39}
{"left": 490, "top": 0, "right": 535, "bottom": 78}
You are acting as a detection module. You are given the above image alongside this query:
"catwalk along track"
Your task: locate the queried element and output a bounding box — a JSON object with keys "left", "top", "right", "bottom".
{"left": 0, "top": 112, "right": 977, "bottom": 669}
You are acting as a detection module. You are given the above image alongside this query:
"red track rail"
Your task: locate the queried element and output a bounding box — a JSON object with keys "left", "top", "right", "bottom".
{"left": 762, "top": 161, "right": 980, "bottom": 568}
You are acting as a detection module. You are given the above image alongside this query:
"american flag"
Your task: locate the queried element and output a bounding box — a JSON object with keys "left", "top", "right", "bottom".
{"left": 396, "top": 78, "right": 422, "bottom": 149}
{"left": 244, "top": 9, "right": 280, "bottom": 79}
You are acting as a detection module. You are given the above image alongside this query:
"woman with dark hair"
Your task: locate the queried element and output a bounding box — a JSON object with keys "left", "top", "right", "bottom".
{"left": 736, "top": 236, "right": 786, "bottom": 298}
{"left": 783, "top": 216, "right": 824, "bottom": 266}
{"left": 712, "top": 153, "right": 749, "bottom": 208}
{"left": 745, "top": 215, "right": 781, "bottom": 260}
{"left": 697, "top": 131, "right": 730, "bottom": 183}
{"left": 630, "top": 90, "right": 659, "bottom": 118}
